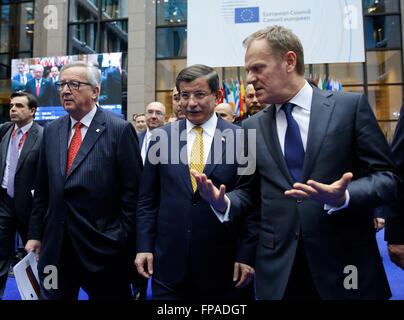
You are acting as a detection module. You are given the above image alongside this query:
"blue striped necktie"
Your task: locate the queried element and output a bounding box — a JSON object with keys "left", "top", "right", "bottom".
{"left": 282, "top": 102, "right": 305, "bottom": 182}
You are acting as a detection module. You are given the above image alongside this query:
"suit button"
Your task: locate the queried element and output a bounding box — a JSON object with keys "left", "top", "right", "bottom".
{"left": 295, "top": 232, "right": 299, "bottom": 239}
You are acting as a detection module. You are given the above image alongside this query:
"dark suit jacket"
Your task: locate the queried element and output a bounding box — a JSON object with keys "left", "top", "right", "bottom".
{"left": 0, "top": 121, "right": 43, "bottom": 241}
{"left": 27, "top": 107, "right": 142, "bottom": 273}
{"left": 25, "top": 78, "right": 54, "bottom": 107}
{"left": 385, "top": 100, "right": 404, "bottom": 244}
{"left": 228, "top": 86, "right": 399, "bottom": 299}
{"left": 12, "top": 73, "right": 33, "bottom": 84}
{"left": 137, "top": 130, "right": 146, "bottom": 149}
{"left": 136, "top": 117, "right": 258, "bottom": 292}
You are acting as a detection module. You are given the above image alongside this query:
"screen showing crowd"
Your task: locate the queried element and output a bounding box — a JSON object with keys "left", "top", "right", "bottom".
{"left": 11, "top": 52, "right": 124, "bottom": 122}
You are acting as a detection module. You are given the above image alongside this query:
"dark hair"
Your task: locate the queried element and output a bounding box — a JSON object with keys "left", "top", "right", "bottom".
{"left": 10, "top": 91, "right": 38, "bottom": 111}
{"left": 176, "top": 64, "right": 219, "bottom": 94}
{"left": 243, "top": 25, "right": 305, "bottom": 76}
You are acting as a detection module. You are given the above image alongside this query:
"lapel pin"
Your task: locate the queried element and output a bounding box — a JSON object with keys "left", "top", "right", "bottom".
{"left": 96, "top": 129, "right": 100, "bottom": 133}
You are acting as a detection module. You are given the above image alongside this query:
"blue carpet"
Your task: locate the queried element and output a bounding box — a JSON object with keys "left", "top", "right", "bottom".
{"left": 3, "top": 230, "right": 403, "bottom": 300}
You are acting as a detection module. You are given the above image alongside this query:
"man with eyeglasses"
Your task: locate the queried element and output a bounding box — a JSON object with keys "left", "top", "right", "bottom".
{"left": 25, "top": 61, "right": 143, "bottom": 300}
{"left": 138, "top": 102, "right": 166, "bottom": 164}
{"left": 135, "top": 64, "right": 258, "bottom": 300}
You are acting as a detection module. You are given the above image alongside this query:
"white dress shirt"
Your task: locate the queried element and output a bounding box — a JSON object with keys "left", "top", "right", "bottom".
{"left": 2, "top": 121, "right": 34, "bottom": 189}
{"left": 186, "top": 113, "right": 218, "bottom": 166}
{"left": 215, "top": 81, "right": 349, "bottom": 222}
{"left": 68, "top": 105, "right": 97, "bottom": 145}
{"left": 141, "top": 128, "right": 153, "bottom": 164}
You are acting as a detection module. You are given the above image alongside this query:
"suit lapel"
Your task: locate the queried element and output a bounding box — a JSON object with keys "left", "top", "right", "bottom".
{"left": 16, "top": 123, "right": 39, "bottom": 173}
{"left": 259, "top": 106, "right": 295, "bottom": 185}
{"left": 0, "top": 125, "right": 13, "bottom": 180}
{"left": 203, "top": 117, "right": 226, "bottom": 178}
{"left": 175, "top": 119, "right": 194, "bottom": 194}
{"left": 66, "top": 108, "right": 106, "bottom": 179}
{"left": 301, "top": 88, "right": 335, "bottom": 181}
{"left": 59, "top": 115, "right": 70, "bottom": 177}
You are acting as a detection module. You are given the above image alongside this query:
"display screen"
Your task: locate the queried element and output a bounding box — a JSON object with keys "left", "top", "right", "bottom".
{"left": 11, "top": 52, "right": 124, "bottom": 122}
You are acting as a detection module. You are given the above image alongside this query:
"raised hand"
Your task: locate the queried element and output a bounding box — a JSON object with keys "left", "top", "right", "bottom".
{"left": 190, "top": 169, "right": 228, "bottom": 212}
{"left": 284, "top": 172, "right": 353, "bottom": 207}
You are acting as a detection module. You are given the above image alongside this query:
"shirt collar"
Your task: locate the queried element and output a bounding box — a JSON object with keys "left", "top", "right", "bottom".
{"left": 70, "top": 105, "right": 97, "bottom": 129}
{"left": 186, "top": 112, "right": 218, "bottom": 138}
{"left": 14, "top": 120, "right": 33, "bottom": 134}
{"left": 275, "top": 80, "right": 313, "bottom": 113}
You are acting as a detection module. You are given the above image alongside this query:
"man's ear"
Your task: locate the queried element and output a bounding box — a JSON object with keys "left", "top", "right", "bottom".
{"left": 285, "top": 51, "right": 297, "bottom": 73}
{"left": 92, "top": 86, "right": 100, "bottom": 100}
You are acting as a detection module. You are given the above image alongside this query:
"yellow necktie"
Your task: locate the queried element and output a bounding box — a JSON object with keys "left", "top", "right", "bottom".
{"left": 190, "top": 126, "right": 204, "bottom": 192}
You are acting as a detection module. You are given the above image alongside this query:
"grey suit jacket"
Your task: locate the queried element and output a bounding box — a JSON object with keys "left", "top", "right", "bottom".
{"left": 228, "top": 86, "right": 399, "bottom": 299}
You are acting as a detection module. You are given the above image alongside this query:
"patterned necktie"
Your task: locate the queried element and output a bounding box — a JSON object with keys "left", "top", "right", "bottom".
{"left": 66, "top": 122, "right": 83, "bottom": 175}
{"left": 282, "top": 103, "right": 305, "bottom": 182}
{"left": 190, "top": 126, "right": 204, "bottom": 192}
{"left": 7, "top": 128, "right": 22, "bottom": 198}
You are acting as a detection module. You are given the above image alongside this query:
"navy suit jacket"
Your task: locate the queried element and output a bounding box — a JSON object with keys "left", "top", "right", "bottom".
{"left": 137, "top": 130, "right": 146, "bottom": 149}
{"left": 228, "top": 86, "right": 399, "bottom": 299}
{"left": 25, "top": 78, "right": 54, "bottom": 107}
{"left": 27, "top": 107, "right": 142, "bottom": 272}
{"left": 385, "top": 100, "right": 404, "bottom": 244}
{"left": 12, "top": 73, "right": 32, "bottom": 84}
{"left": 0, "top": 122, "right": 43, "bottom": 241}
{"left": 136, "top": 117, "right": 258, "bottom": 290}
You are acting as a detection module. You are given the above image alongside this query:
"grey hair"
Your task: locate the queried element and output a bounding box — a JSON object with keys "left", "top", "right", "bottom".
{"left": 60, "top": 61, "right": 101, "bottom": 88}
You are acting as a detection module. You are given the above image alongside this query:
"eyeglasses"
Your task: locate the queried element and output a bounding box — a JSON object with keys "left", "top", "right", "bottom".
{"left": 55, "top": 80, "right": 92, "bottom": 91}
{"left": 180, "top": 91, "right": 211, "bottom": 101}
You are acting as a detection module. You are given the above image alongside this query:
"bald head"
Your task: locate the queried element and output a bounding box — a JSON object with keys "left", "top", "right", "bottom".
{"left": 145, "top": 101, "right": 166, "bottom": 130}
{"left": 215, "top": 103, "right": 235, "bottom": 123}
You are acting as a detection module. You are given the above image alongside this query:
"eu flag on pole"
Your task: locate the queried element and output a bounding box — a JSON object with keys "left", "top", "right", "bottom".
{"left": 235, "top": 7, "right": 259, "bottom": 24}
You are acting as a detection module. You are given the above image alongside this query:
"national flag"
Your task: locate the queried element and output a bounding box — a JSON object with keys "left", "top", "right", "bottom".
{"left": 322, "top": 78, "right": 327, "bottom": 90}
{"left": 218, "top": 83, "right": 224, "bottom": 104}
{"left": 227, "top": 81, "right": 235, "bottom": 110}
{"left": 240, "top": 80, "right": 245, "bottom": 117}
{"left": 235, "top": 80, "right": 241, "bottom": 117}
{"left": 235, "top": 7, "right": 259, "bottom": 24}
{"left": 317, "top": 76, "right": 323, "bottom": 90}
{"left": 224, "top": 81, "right": 229, "bottom": 103}
{"left": 326, "top": 79, "right": 332, "bottom": 91}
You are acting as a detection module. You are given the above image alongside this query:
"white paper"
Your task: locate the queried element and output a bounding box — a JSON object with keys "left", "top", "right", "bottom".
{"left": 13, "top": 252, "right": 40, "bottom": 300}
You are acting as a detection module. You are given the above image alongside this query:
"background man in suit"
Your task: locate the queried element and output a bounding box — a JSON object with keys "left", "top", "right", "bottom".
{"left": 49, "top": 66, "right": 62, "bottom": 106}
{"left": 0, "top": 92, "right": 43, "bottom": 299}
{"left": 386, "top": 99, "right": 404, "bottom": 269}
{"left": 193, "top": 26, "right": 399, "bottom": 300}
{"left": 133, "top": 114, "right": 146, "bottom": 133}
{"left": 139, "top": 102, "right": 166, "bottom": 164}
{"left": 25, "top": 61, "right": 142, "bottom": 300}
{"left": 12, "top": 62, "right": 32, "bottom": 86}
{"left": 135, "top": 64, "right": 258, "bottom": 300}
{"left": 172, "top": 86, "right": 185, "bottom": 120}
{"left": 234, "top": 84, "right": 266, "bottom": 125}
{"left": 25, "top": 65, "right": 54, "bottom": 107}
{"left": 215, "top": 102, "right": 235, "bottom": 123}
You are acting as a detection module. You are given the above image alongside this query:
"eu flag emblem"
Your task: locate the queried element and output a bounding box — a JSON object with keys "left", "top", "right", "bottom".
{"left": 235, "top": 7, "right": 259, "bottom": 24}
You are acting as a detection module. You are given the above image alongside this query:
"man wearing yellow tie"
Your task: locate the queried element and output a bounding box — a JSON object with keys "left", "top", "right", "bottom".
{"left": 135, "top": 64, "right": 258, "bottom": 300}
